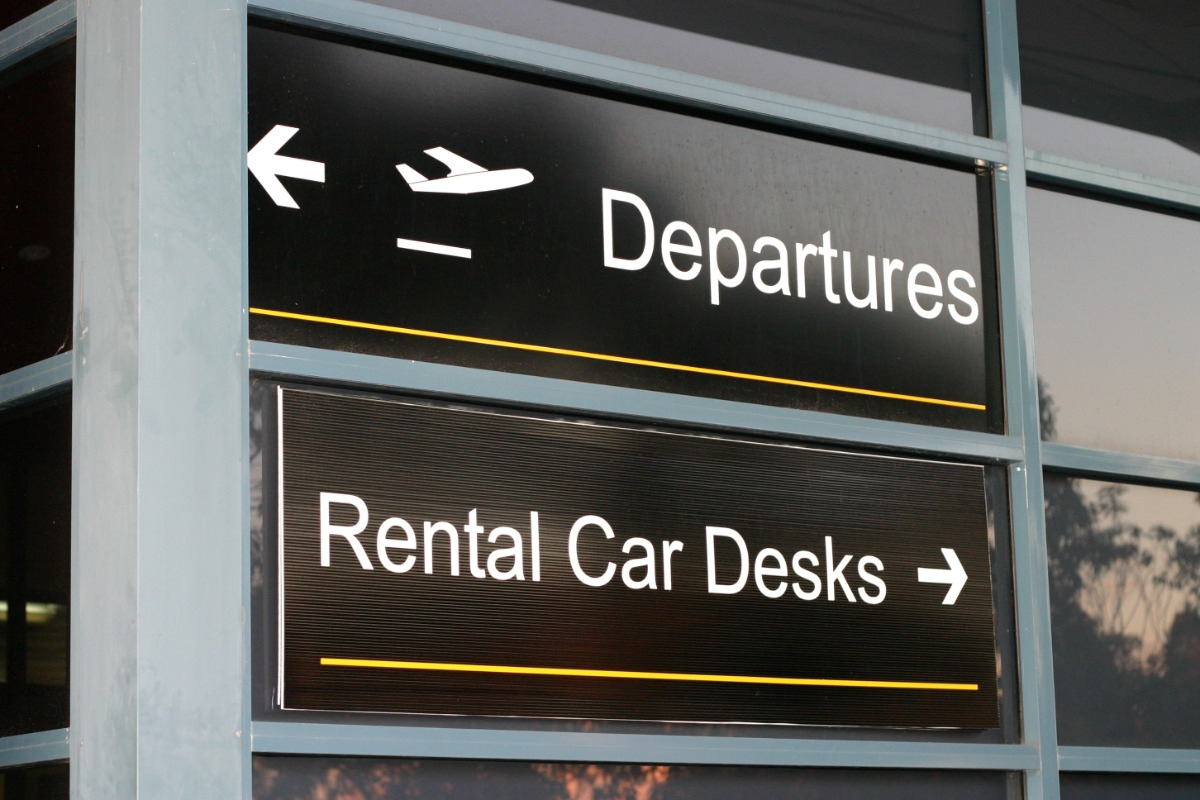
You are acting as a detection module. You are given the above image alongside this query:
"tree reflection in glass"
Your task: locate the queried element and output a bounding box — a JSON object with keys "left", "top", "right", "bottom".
{"left": 253, "top": 757, "right": 1009, "bottom": 799}
{"left": 255, "top": 760, "right": 671, "bottom": 800}
{"left": 1043, "top": 383, "right": 1200, "bottom": 748}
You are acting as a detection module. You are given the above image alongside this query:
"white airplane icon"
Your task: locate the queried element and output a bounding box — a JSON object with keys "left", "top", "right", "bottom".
{"left": 396, "top": 147, "right": 534, "bottom": 194}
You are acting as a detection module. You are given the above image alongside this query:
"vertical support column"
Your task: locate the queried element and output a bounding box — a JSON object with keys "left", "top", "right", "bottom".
{"left": 71, "top": 0, "right": 248, "bottom": 797}
{"left": 983, "top": 0, "right": 1060, "bottom": 798}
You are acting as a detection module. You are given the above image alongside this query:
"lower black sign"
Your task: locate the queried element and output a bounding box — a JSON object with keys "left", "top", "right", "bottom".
{"left": 276, "top": 387, "right": 999, "bottom": 727}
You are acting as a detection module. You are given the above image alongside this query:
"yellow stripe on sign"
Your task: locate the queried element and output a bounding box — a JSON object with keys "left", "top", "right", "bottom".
{"left": 319, "top": 657, "right": 979, "bottom": 692}
{"left": 251, "top": 307, "right": 986, "bottom": 411}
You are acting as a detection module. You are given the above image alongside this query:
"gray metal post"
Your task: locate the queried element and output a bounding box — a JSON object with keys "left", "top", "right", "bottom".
{"left": 984, "top": 0, "right": 1061, "bottom": 798}
{"left": 71, "top": 0, "right": 248, "bottom": 796}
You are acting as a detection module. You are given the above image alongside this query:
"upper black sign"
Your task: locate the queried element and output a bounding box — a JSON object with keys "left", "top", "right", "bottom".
{"left": 249, "top": 25, "right": 1000, "bottom": 431}
{"left": 275, "top": 386, "right": 999, "bottom": 728}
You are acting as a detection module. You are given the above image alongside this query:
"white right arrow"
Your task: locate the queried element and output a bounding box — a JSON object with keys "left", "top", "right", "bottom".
{"left": 918, "top": 548, "right": 968, "bottom": 605}
{"left": 248, "top": 125, "right": 326, "bottom": 209}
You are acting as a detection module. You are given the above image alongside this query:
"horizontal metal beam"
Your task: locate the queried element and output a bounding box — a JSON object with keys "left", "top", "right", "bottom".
{"left": 0, "top": 352, "right": 71, "bottom": 410}
{"left": 1042, "top": 442, "right": 1200, "bottom": 488}
{"left": 0, "top": 0, "right": 75, "bottom": 71}
{"left": 1028, "top": 151, "right": 1200, "bottom": 214}
{"left": 251, "top": 721, "right": 1038, "bottom": 770}
{"left": 0, "top": 729, "right": 69, "bottom": 769}
{"left": 250, "top": 341, "right": 1025, "bottom": 462}
{"left": 248, "top": 0, "right": 1008, "bottom": 167}
{"left": 1058, "top": 746, "right": 1200, "bottom": 774}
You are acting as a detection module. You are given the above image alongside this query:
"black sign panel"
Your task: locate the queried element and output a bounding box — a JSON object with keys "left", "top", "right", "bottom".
{"left": 249, "top": 26, "right": 1000, "bottom": 431}
{"left": 276, "top": 387, "right": 998, "bottom": 728}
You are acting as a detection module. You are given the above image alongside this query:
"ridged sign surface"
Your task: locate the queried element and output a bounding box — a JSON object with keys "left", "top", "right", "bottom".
{"left": 276, "top": 387, "right": 998, "bottom": 728}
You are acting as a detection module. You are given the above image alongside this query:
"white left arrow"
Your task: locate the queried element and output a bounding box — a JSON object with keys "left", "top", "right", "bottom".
{"left": 248, "top": 125, "right": 325, "bottom": 209}
{"left": 918, "top": 548, "right": 968, "bottom": 605}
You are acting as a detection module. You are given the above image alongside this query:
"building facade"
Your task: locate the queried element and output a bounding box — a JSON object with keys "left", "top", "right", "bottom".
{"left": 0, "top": 0, "right": 1197, "bottom": 797}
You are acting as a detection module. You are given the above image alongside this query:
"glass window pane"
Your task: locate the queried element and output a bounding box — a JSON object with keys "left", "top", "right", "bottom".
{"left": 1028, "top": 187, "right": 1200, "bottom": 461}
{"left": 0, "top": 762, "right": 68, "bottom": 799}
{"left": 0, "top": 2, "right": 56, "bottom": 33}
{"left": 1062, "top": 773, "right": 1200, "bottom": 800}
{"left": 369, "top": 0, "right": 987, "bottom": 134}
{"left": 0, "top": 41, "right": 75, "bottom": 377}
{"left": 1046, "top": 473, "right": 1200, "bottom": 748}
{"left": 254, "top": 756, "right": 1016, "bottom": 799}
{"left": 1018, "top": 0, "right": 1200, "bottom": 185}
{"left": 0, "top": 392, "right": 71, "bottom": 736}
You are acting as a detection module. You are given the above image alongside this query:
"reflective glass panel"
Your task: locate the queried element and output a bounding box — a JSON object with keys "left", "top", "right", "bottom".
{"left": 254, "top": 757, "right": 1015, "bottom": 799}
{"left": 1028, "top": 187, "right": 1200, "bottom": 461}
{"left": 1018, "top": 0, "right": 1200, "bottom": 185}
{"left": 1062, "top": 773, "right": 1200, "bottom": 800}
{"left": 0, "top": 763, "right": 68, "bottom": 799}
{"left": 0, "top": 41, "right": 75, "bottom": 376}
{"left": 370, "top": 0, "right": 987, "bottom": 133}
{"left": 0, "top": 2, "right": 56, "bottom": 33}
{"left": 0, "top": 392, "right": 70, "bottom": 736}
{"left": 1046, "top": 473, "right": 1200, "bottom": 748}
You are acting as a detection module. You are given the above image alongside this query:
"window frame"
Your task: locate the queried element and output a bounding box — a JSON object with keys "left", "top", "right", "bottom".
{"left": 0, "top": 0, "right": 74, "bottom": 773}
